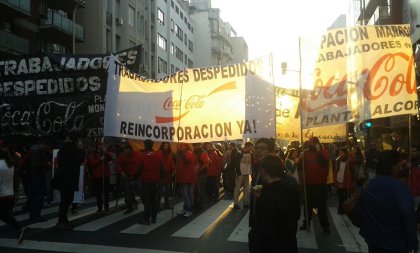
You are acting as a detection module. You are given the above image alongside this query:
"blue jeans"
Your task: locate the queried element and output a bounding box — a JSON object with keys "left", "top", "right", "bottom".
{"left": 181, "top": 184, "right": 193, "bottom": 212}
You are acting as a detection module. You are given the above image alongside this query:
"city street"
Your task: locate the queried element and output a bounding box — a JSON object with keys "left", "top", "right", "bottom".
{"left": 0, "top": 192, "right": 368, "bottom": 253}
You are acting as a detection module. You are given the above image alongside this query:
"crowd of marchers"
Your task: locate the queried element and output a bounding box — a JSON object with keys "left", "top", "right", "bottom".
{"left": 0, "top": 136, "right": 419, "bottom": 253}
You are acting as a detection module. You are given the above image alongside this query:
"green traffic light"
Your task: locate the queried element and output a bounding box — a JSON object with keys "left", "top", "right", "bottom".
{"left": 365, "top": 121, "right": 372, "bottom": 128}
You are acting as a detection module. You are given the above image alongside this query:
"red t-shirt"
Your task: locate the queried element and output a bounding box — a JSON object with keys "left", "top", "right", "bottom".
{"left": 87, "top": 151, "right": 112, "bottom": 178}
{"left": 117, "top": 151, "right": 141, "bottom": 177}
{"left": 139, "top": 150, "right": 163, "bottom": 183}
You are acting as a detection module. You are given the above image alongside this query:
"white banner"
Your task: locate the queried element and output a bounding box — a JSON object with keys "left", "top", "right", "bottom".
{"left": 276, "top": 87, "right": 347, "bottom": 143}
{"left": 300, "top": 25, "right": 418, "bottom": 129}
{"left": 104, "top": 56, "right": 275, "bottom": 142}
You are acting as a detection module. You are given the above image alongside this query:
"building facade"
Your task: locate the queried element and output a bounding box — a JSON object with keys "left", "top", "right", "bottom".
{"left": 0, "top": 0, "right": 86, "bottom": 57}
{"left": 189, "top": 0, "right": 247, "bottom": 67}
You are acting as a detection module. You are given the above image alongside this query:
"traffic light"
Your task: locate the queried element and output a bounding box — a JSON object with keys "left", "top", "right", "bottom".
{"left": 359, "top": 120, "right": 372, "bottom": 132}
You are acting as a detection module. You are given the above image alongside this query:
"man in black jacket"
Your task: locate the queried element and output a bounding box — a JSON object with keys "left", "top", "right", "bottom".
{"left": 53, "top": 136, "right": 85, "bottom": 230}
{"left": 248, "top": 154, "right": 300, "bottom": 253}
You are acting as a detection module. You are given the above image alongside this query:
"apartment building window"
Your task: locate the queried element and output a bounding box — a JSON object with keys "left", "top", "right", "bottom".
{"left": 116, "top": 35, "right": 121, "bottom": 52}
{"left": 157, "top": 8, "right": 164, "bottom": 25}
{"left": 188, "top": 59, "right": 193, "bottom": 68}
{"left": 106, "top": 29, "right": 112, "bottom": 53}
{"left": 43, "top": 41, "right": 67, "bottom": 54}
{"left": 175, "top": 47, "right": 183, "bottom": 61}
{"left": 188, "top": 40, "right": 193, "bottom": 52}
{"left": 175, "top": 6, "right": 179, "bottom": 14}
{"left": 170, "top": 43, "right": 174, "bottom": 55}
{"left": 176, "top": 25, "right": 183, "bottom": 40}
{"left": 184, "top": 55, "right": 187, "bottom": 65}
{"left": 184, "top": 34, "right": 187, "bottom": 46}
{"left": 157, "top": 34, "right": 167, "bottom": 51}
{"left": 171, "top": 19, "right": 174, "bottom": 32}
{"left": 128, "top": 5, "right": 135, "bottom": 26}
{"left": 171, "top": 0, "right": 174, "bottom": 8}
{"left": 188, "top": 23, "right": 191, "bottom": 30}
{"left": 171, "top": 64, "right": 175, "bottom": 74}
{"left": 184, "top": 17, "right": 187, "bottom": 25}
{"left": 180, "top": 12, "right": 183, "bottom": 19}
{"left": 158, "top": 57, "right": 167, "bottom": 74}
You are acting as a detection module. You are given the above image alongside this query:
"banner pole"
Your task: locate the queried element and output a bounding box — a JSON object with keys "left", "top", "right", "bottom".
{"left": 298, "top": 37, "right": 310, "bottom": 232}
{"left": 409, "top": 114, "right": 412, "bottom": 190}
{"left": 171, "top": 68, "right": 186, "bottom": 220}
{"left": 269, "top": 52, "right": 276, "bottom": 142}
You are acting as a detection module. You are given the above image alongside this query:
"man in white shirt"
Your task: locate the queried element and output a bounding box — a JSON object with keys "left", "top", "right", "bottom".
{"left": 233, "top": 142, "right": 253, "bottom": 209}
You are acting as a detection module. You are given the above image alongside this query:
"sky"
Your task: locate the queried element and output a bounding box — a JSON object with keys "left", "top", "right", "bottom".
{"left": 211, "top": 0, "right": 350, "bottom": 87}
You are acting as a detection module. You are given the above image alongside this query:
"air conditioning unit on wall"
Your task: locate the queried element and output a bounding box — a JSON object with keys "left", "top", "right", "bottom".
{"left": 116, "top": 17, "right": 124, "bottom": 25}
{"left": 140, "top": 64, "right": 148, "bottom": 72}
{"left": 1, "top": 22, "right": 12, "bottom": 32}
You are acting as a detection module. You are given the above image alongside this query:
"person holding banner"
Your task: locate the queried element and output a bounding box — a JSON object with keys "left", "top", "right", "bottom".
{"left": 87, "top": 141, "right": 112, "bottom": 213}
{"left": 205, "top": 143, "right": 223, "bottom": 203}
{"left": 298, "top": 137, "right": 331, "bottom": 234}
{"left": 158, "top": 142, "right": 175, "bottom": 210}
{"left": 116, "top": 144, "right": 141, "bottom": 215}
{"left": 138, "top": 139, "right": 164, "bottom": 225}
{"left": 53, "top": 136, "right": 85, "bottom": 231}
{"left": 176, "top": 143, "right": 196, "bottom": 218}
{"left": 192, "top": 143, "right": 209, "bottom": 210}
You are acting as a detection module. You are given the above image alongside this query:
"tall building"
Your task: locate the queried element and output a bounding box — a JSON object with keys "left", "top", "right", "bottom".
{"left": 0, "top": 0, "right": 86, "bottom": 57}
{"left": 155, "top": 0, "right": 194, "bottom": 78}
{"left": 189, "top": 0, "right": 247, "bottom": 67}
{"left": 77, "top": 0, "right": 194, "bottom": 79}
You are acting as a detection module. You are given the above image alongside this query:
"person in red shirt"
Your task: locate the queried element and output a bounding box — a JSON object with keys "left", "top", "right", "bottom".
{"left": 87, "top": 141, "right": 113, "bottom": 213}
{"left": 205, "top": 143, "right": 223, "bottom": 203}
{"left": 116, "top": 144, "right": 141, "bottom": 214}
{"left": 158, "top": 142, "right": 175, "bottom": 209}
{"left": 138, "top": 139, "right": 164, "bottom": 225}
{"left": 298, "top": 137, "right": 331, "bottom": 234}
{"left": 175, "top": 143, "right": 196, "bottom": 217}
{"left": 192, "top": 143, "right": 209, "bottom": 210}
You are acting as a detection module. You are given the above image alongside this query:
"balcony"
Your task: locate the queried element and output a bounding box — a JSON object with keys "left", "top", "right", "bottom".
{"left": 47, "top": 0, "right": 86, "bottom": 13}
{"left": 0, "top": 0, "right": 30, "bottom": 17}
{"left": 40, "top": 10, "right": 85, "bottom": 42}
{"left": 0, "top": 30, "right": 29, "bottom": 54}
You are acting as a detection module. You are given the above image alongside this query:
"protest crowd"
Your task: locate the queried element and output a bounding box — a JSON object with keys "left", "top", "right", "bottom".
{"left": 0, "top": 135, "right": 419, "bottom": 253}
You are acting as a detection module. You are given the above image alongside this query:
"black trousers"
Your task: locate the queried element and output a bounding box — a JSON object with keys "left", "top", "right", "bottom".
{"left": 206, "top": 176, "right": 220, "bottom": 201}
{"left": 302, "top": 184, "right": 330, "bottom": 228}
{"left": 337, "top": 188, "right": 350, "bottom": 214}
{"left": 0, "top": 197, "right": 20, "bottom": 232}
{"left": 92, "top": 177, "right": 110, "bottom": 211}
{"left": 223, "top": 169, "right": 235, "bottom": 195}
{"left": 58, "top": 190, "right": 74, "bottom": 224}
{"left": 141, "top": 182, "right": 159, "bottom": 221}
